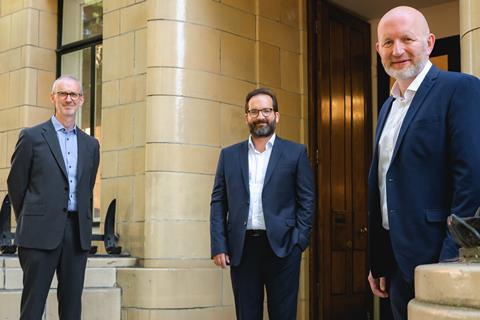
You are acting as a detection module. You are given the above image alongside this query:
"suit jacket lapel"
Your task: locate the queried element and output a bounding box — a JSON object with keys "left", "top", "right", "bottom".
{"left": 264, "top": 137, "right": 283, "bottom": 187}
{"left": 239, "top": 141, "right": 249, "bottom": 195}
{"left": 391, "top": 66, "right": 439, "bottom": 161}
{"left": 41, "top": 120, "right": 68, "bottom": 179}
{"left": 76, "top": 128, "right": 87, "bottom": 182}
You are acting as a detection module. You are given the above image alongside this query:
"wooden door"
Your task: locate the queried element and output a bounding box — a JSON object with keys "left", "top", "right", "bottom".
{"left": 309, "top": 2, "right": 372, "bottom": 319}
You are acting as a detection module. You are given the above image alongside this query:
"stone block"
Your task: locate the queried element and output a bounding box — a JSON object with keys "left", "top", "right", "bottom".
{"left": 101, "top": 105, "right": 134, "bottom": 150}
{"left": 259, "top": 41, "right": 281, "bottom": 88}
{"left": 222, "top": 0, "right": 255, "bottom": 14}
{"left": 415, "top": 263, "right": 480, "bottom": 309}
{"left": 144, "top": 219, "right": 210, "bottom": 259}
{"left": 280, "top": 49, "right": 300, "bottom": 93}
{"left": 145, "top": 143, "right": 218, "bottom": 174}
{"left": 117, "top": 268, "right": 222, "bottom": 308}
{"left": 258, "top": 16, "right": 300, "bottom": 53}
{"left": 37, "top": 70, "right": 55, "bottom": 107}
{"left": 144, "top": 171, "right": 213, "bottom": 221}
{"left": 147, "top": 20, "right": 220, "bottom": 73}
{"left": 220, "top": 103, "right": 246, "bottom": 147}
{"left": 39, "top": 10, "right": 57, "bottom": 49}
{"left": 220, "top": 32, "right": 255, "bottom": 81}
{"left": 11, "top": 9, "right": 39, "bottom": 47}
{"left": 45, "top": 288, "right": 121, "bottom": 320}
{"left": 408, "top": 299, "right": 480, "bottom": 320}
{"left": 104, "top": 10, "right": 120, "bottom": 39}
{"left": 120, "top": 1, "right": 146, "bottom": 33}
{"left": 134, "top": 29, "right": 146, "bottom": 75}
{"left": 103, "top": 33, "right": 135, "bottom": 81}
{"left": 0, "top": 290, "right": 21, "bottom": 319}
{"left": 0, "top": 16, "right": 11, "bottom": 52}
{"left": 146, "top": 95, "right": 221, "bottom": 146}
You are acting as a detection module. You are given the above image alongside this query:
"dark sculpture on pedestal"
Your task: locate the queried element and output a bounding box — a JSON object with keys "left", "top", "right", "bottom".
{"left": 448, "top": 208, "right": 480, "bottom": 262}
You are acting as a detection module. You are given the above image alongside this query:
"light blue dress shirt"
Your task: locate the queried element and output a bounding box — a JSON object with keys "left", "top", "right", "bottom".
{"left": 51, "top": 116, "right": 78, "bottom": 211}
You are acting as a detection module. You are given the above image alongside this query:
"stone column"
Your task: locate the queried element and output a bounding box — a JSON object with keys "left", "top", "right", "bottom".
{"left": 460, "top": 0, "right": 480, "bottom": 76}
{"left": 114, "top": 0, "right": 310, "bottom": 318}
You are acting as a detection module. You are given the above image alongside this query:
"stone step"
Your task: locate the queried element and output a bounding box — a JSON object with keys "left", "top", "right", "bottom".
{"left": 2, "top": 267, "right": 117, "bottom": 290}
{"left": 409, "top": 299, "right": 480, "bottom": 320}
{"left": 0, "top": 255, "right": 136, "bottom": 268}
{"left": 0, "top": 288, "right": 121, "bottom": 320}
{"left": 415, "top": 263, "right": 480, "bottom": 308}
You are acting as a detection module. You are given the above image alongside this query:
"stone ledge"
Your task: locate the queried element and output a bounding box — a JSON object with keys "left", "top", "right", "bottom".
{"left": 409, "top": 299, "right": 480, "bottom": 320}
{"left": 4, "top": 267, "right": 117, "bottom": 290}
{"left": 0, "top": 255, "right": 136, "bottom": 268}
{"left": 415, "top": 263, "right": 480, "bottom": 308}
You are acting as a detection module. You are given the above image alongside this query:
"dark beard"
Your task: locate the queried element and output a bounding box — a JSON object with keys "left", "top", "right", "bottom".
{"left": 249, "top": 118, "right": 276, "bottom": 137}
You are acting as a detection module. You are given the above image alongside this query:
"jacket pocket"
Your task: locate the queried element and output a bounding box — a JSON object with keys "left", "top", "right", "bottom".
{"left": 425, "top": 208, "right": 448, "bottom": 222}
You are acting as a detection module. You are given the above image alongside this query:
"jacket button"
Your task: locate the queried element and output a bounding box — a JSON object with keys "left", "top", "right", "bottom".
{"left": 243, "top": 221, "right": 247, "bottom": 226}
{"left": 63, "top": 208, "right": 67, "bottom": 212}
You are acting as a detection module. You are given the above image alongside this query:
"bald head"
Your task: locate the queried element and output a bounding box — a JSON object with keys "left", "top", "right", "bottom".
{"left": 376, "top": 6, "right": 435, "bottom": 90}
{"left": 378, "top": 6, "right": 430, "bottom": 41}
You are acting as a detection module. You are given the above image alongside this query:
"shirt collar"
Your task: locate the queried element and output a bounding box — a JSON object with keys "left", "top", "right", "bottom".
{"left": 51, "top": 115, "right": 77, "bottom": 134}
{"left": 248, "top": 133, "right": 276, "bottom": 152}
{"left": 390, "top": 60, "right": 432, "bottom": 100}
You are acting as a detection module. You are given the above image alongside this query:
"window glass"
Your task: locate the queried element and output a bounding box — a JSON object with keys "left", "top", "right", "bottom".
{"left": 62, "top": 0, "right": 103, "bottom": 45}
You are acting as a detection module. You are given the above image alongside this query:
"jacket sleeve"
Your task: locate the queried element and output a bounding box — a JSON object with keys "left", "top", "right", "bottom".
{"left": 295, "top": 146, "right": 316, "bottom": 250}
{"left": 7, "top": 129, "right": 33, "bottom": 219}
{"left": 210, "top": 150, "right": 229, "bottom": 257}
{"left": 440, "top": 74, "right": 480, "bottom": 261}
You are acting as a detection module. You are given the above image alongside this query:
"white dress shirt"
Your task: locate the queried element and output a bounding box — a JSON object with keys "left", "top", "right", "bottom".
{"left": 247, "top": 134, "right": 276, "bottom": 230}
{"left": 378, "top": 60, "right": 432, "bottom": 229}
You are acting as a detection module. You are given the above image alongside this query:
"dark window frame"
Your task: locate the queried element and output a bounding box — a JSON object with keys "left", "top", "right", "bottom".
{"left": 56, "top": 0, "right": 103, "bottom": 137}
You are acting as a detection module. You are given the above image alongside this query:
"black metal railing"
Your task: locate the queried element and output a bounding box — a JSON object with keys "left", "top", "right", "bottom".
{"left": 0, "top": 195, "right": 121, "bottom": 255}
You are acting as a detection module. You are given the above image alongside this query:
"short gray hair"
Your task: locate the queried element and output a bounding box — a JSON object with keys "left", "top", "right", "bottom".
{"left": 51, "top": 75, "right": 83, "bottom": 94}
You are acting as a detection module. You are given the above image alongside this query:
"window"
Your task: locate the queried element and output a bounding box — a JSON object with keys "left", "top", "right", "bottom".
{"left": 57, "top": 0, "right": 103, "bottom": 223}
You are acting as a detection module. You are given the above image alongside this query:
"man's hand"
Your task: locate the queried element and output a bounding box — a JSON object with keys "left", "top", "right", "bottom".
{"left": 368, "top": 271, "right": 388, "bottom": 298}
{"left": 213, "top": 253, "right": 230, "bottom": 268}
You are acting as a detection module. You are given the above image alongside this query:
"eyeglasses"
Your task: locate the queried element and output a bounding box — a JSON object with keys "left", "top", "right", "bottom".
{"left": 246, "top": 108, "right": 274, "bottom": 117}
{"left": 55, "top": 91, "right": 83, "bottom": 101}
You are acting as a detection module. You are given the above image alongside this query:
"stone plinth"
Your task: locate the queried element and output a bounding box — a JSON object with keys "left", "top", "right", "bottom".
{"left": 409, "top": 263, "right": 480, "bottom": 319}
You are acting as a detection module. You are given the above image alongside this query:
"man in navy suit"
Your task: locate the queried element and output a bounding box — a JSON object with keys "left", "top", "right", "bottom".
{"left": 367, "top": 6, "right": 480, "bottom": 320}
{"left": 210, "top": 87, "right": 315, "bottom": 320}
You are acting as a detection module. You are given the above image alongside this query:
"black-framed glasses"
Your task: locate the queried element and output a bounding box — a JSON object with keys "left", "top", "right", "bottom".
{"left": 247, "top": 108, "right": 274, "bottom": 117}
{"left": 55, "top": 91, "right": 83, "bottom": 101}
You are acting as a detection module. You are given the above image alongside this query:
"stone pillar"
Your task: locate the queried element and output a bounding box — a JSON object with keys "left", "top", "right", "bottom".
{"left": 409, "top": 263, "right": 480, "bottom": 319}
{"left": 0, "top": 0, "right": 57, "bottom": 220}
{"left": 460, "top": 0, "right": 480, "bottom": 76}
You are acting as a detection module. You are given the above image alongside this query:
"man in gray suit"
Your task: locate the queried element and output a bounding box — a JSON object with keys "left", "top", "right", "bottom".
{"left": 7, "top": 75, "right": 100, "bottom": 320}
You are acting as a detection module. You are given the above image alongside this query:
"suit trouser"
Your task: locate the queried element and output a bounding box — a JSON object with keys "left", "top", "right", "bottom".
{"left": 230, "top": 231, "right": 302, "bottom": 320}
{"left": 387, "top": 257, "right": 415, "bottom": 320}
{"left": 18, "top": 213, "right": 88, "bottom": 320}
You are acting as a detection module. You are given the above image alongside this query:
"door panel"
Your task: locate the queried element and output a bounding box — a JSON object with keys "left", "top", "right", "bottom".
{"left": 310, "top": 1, "right": 372, "bottom": 319}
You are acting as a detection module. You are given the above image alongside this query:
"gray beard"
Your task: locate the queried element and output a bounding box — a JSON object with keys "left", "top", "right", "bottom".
{"left": 250, "top": 120, "right": 276, "bottom": 138}
{"left": 384, "top": 56, "right": 428, "bottom": 81}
